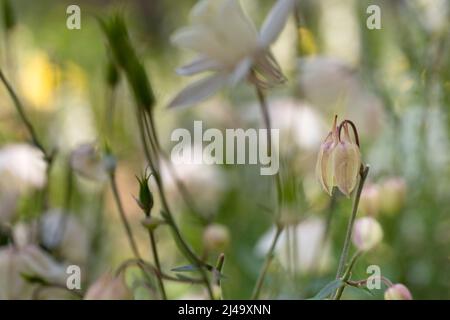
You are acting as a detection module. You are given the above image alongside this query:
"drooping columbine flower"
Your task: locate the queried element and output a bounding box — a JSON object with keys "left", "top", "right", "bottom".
{"left": 168, "top": 0, "right": 295, "bottom": 108}
{"left": 316, "top": 116, "right": 362, "bottom": 197}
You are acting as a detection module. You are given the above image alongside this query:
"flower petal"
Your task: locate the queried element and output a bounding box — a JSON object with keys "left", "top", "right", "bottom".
{"left": 259, "top": 0, "right": 296, "bottom": 48}
{"left": 333, "top": 142, "right": 361, "bottom": 197}
{"left": 167, "top": 73, "right": 228, "bottom": 109}
{"left": 228, "top": 57, "right": 252, "bottom": 86}
{"left": 315, "top": 140, "right": 336, "bottom": 195}
{"left": 176, "top": 56, "right": 222, "bottom": 76}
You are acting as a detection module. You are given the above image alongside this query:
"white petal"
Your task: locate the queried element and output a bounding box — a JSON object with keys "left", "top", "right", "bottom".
{"left": 229, "top": 57, "right": 252, "bottom": 86}
{"left": 259, "top": 0, "right": 296, "bottom": 47}
{"left": 167, "top": 73, "right": 228, "bottom": 109}
{"left": 176, "top": 56, "right": 222, "bottom": 76}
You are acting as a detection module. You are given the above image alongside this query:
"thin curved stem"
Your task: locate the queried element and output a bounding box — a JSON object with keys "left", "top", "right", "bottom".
{"left": 251, "top": 224, "right": 283, "bottom": 300}
{"left": 335, "top": 165, "right": 369, "bottom": 280}
{"left": 335, "top": 165, "right": 369, "bottom": 299}
{"left": 334, "top": 251, "right": 362, "bottom": 300}
{"left": 148, "top": 230, "right": 167, "bottom": 299}
{"left": 136, "top": 110, "right": 214, "bottom": 299}
{"left": 109, "top": 171, "right": 141, "bottom": 260}
{"left": 251, "top": 86, "right": 284, "bottom": 299}
{"left": 0, "top": 69, "right": 46, "bottom": 157}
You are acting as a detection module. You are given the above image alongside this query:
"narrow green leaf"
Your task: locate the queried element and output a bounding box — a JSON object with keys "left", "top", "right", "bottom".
{"left": 309, "top": 279, "right": 343, "bottom": 300}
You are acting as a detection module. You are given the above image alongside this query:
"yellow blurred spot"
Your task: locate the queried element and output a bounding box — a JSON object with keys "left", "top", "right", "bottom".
{"left": 298, "top": 27, "right": 317, "bottom": 56}
{"left": 64, "top": 62, "right": 87, "bottom": 95}
{"left": 19, "top": 51, "right": 58, "bottom": 111}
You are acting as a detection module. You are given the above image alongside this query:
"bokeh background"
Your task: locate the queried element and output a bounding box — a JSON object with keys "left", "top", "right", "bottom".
{"left": 0, "top": 0, "right": 449, "bottom": 299}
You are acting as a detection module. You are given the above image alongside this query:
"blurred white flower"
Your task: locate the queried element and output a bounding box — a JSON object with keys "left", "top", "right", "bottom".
{"left": 168, "top": 0, "right": 295, "bottom": 108}
{"left": 242, "top": 98, "right": 327, "bottom": 151}
{"left": 0, "top": 191, "right": 19, "bottom": 224}
{"left": 51, "top": 94, "right": 97, "bottom": 152}
{"left": 161, "top": 144, "right": 225, "bottom": 212}
{"left": 256, "top": 217, "right": 331, "bottom": 274}
{"left": 70, "top": 143, "right": 109, "bottom": 182}
{"left": 39, "top": 209, "right": 89, "bottom": 266}
{"left": 0, "top": 245, "right": 67, "bottom": 299}
{"left": 298, "top": 57, "right": 385, "bottom": 138}
{"left": 413, "top": 0, "right": 448, "bottom": 34}
{"left": 0, "top": 144, "right": 47, "bottom": 192}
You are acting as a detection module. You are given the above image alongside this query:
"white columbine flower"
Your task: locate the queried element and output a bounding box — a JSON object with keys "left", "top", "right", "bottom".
{"left": 0, "top": 143, "right": 47, "bottom": 192}
{"left": 168, "top": 0, "right": 295, "bottom": 108}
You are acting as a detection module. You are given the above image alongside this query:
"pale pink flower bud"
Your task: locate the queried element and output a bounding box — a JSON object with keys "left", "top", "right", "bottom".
{"left": 352, "top": 217, "right": 383, "bottom": 251}
{"left": 358, "top": 184, "right": 380, "bottom": 216}
{"left": 84, "top": 272, "right": 132, "bottom": 300}
{"left": 380, "top": 177, "right": 407, "bottom": 215}
{"left": 384, "top": 283, "right": 413, "bottom": 300}
{"left": 333, "top": 124, "right": 361, "bottom": 197}
{"left": 203, "top": 224, "right": 230, "bottom": 252}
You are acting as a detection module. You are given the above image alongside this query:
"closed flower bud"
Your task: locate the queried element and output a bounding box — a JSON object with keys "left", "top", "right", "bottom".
{"left": 333, "top": 125, "right": 361, "bottom": 197}
{"left": 384, "top": 283, "right": 413, "bottom": 300}
{"left": 352, "top": 217, "right": 383, "bottom": 251}
{"left": 380, "top": 177, "right": 406, "bottom": 215}
{"left": 316, "top": 117, "right": 362, "bottom": 197}
{"left": 358, "top": 184, "right": 380, "bottom": 216}
{"left": 135, "top": 174, "right": 153, "bottom": 216}
{"left": 84, "top": 272, "right": 132, "bottom": 300}
{"left": 203, "top": 224, "right": 230, "bottom": 252}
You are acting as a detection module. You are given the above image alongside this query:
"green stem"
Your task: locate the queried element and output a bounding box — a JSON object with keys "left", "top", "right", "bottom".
{"left": 0, "top": 69, "right": 46, "bottom": 157}
{"left": 136, "top": 110, "right": 214, "bottom": 299}
{"left": 148, "top": 230, "right": 167, "bottom": 299}
{"left": 109, "top": 171, "right": 141, "bottom": 260}
{"left": 335, "top": 166, "right": 369, "bottom": 279}
{"left": 334, "top": 251, "right": 362, "bottom": 300}
{"left": 251, "top": 224, "right": 283, "bottom": 300}
{"left": 251, "top": 86, "right": 284, "bottom": 300}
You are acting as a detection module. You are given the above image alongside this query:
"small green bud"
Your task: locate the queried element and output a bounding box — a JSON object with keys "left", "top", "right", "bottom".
{"left": 136, "top": 173, "right": 153, "bottom": 216}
